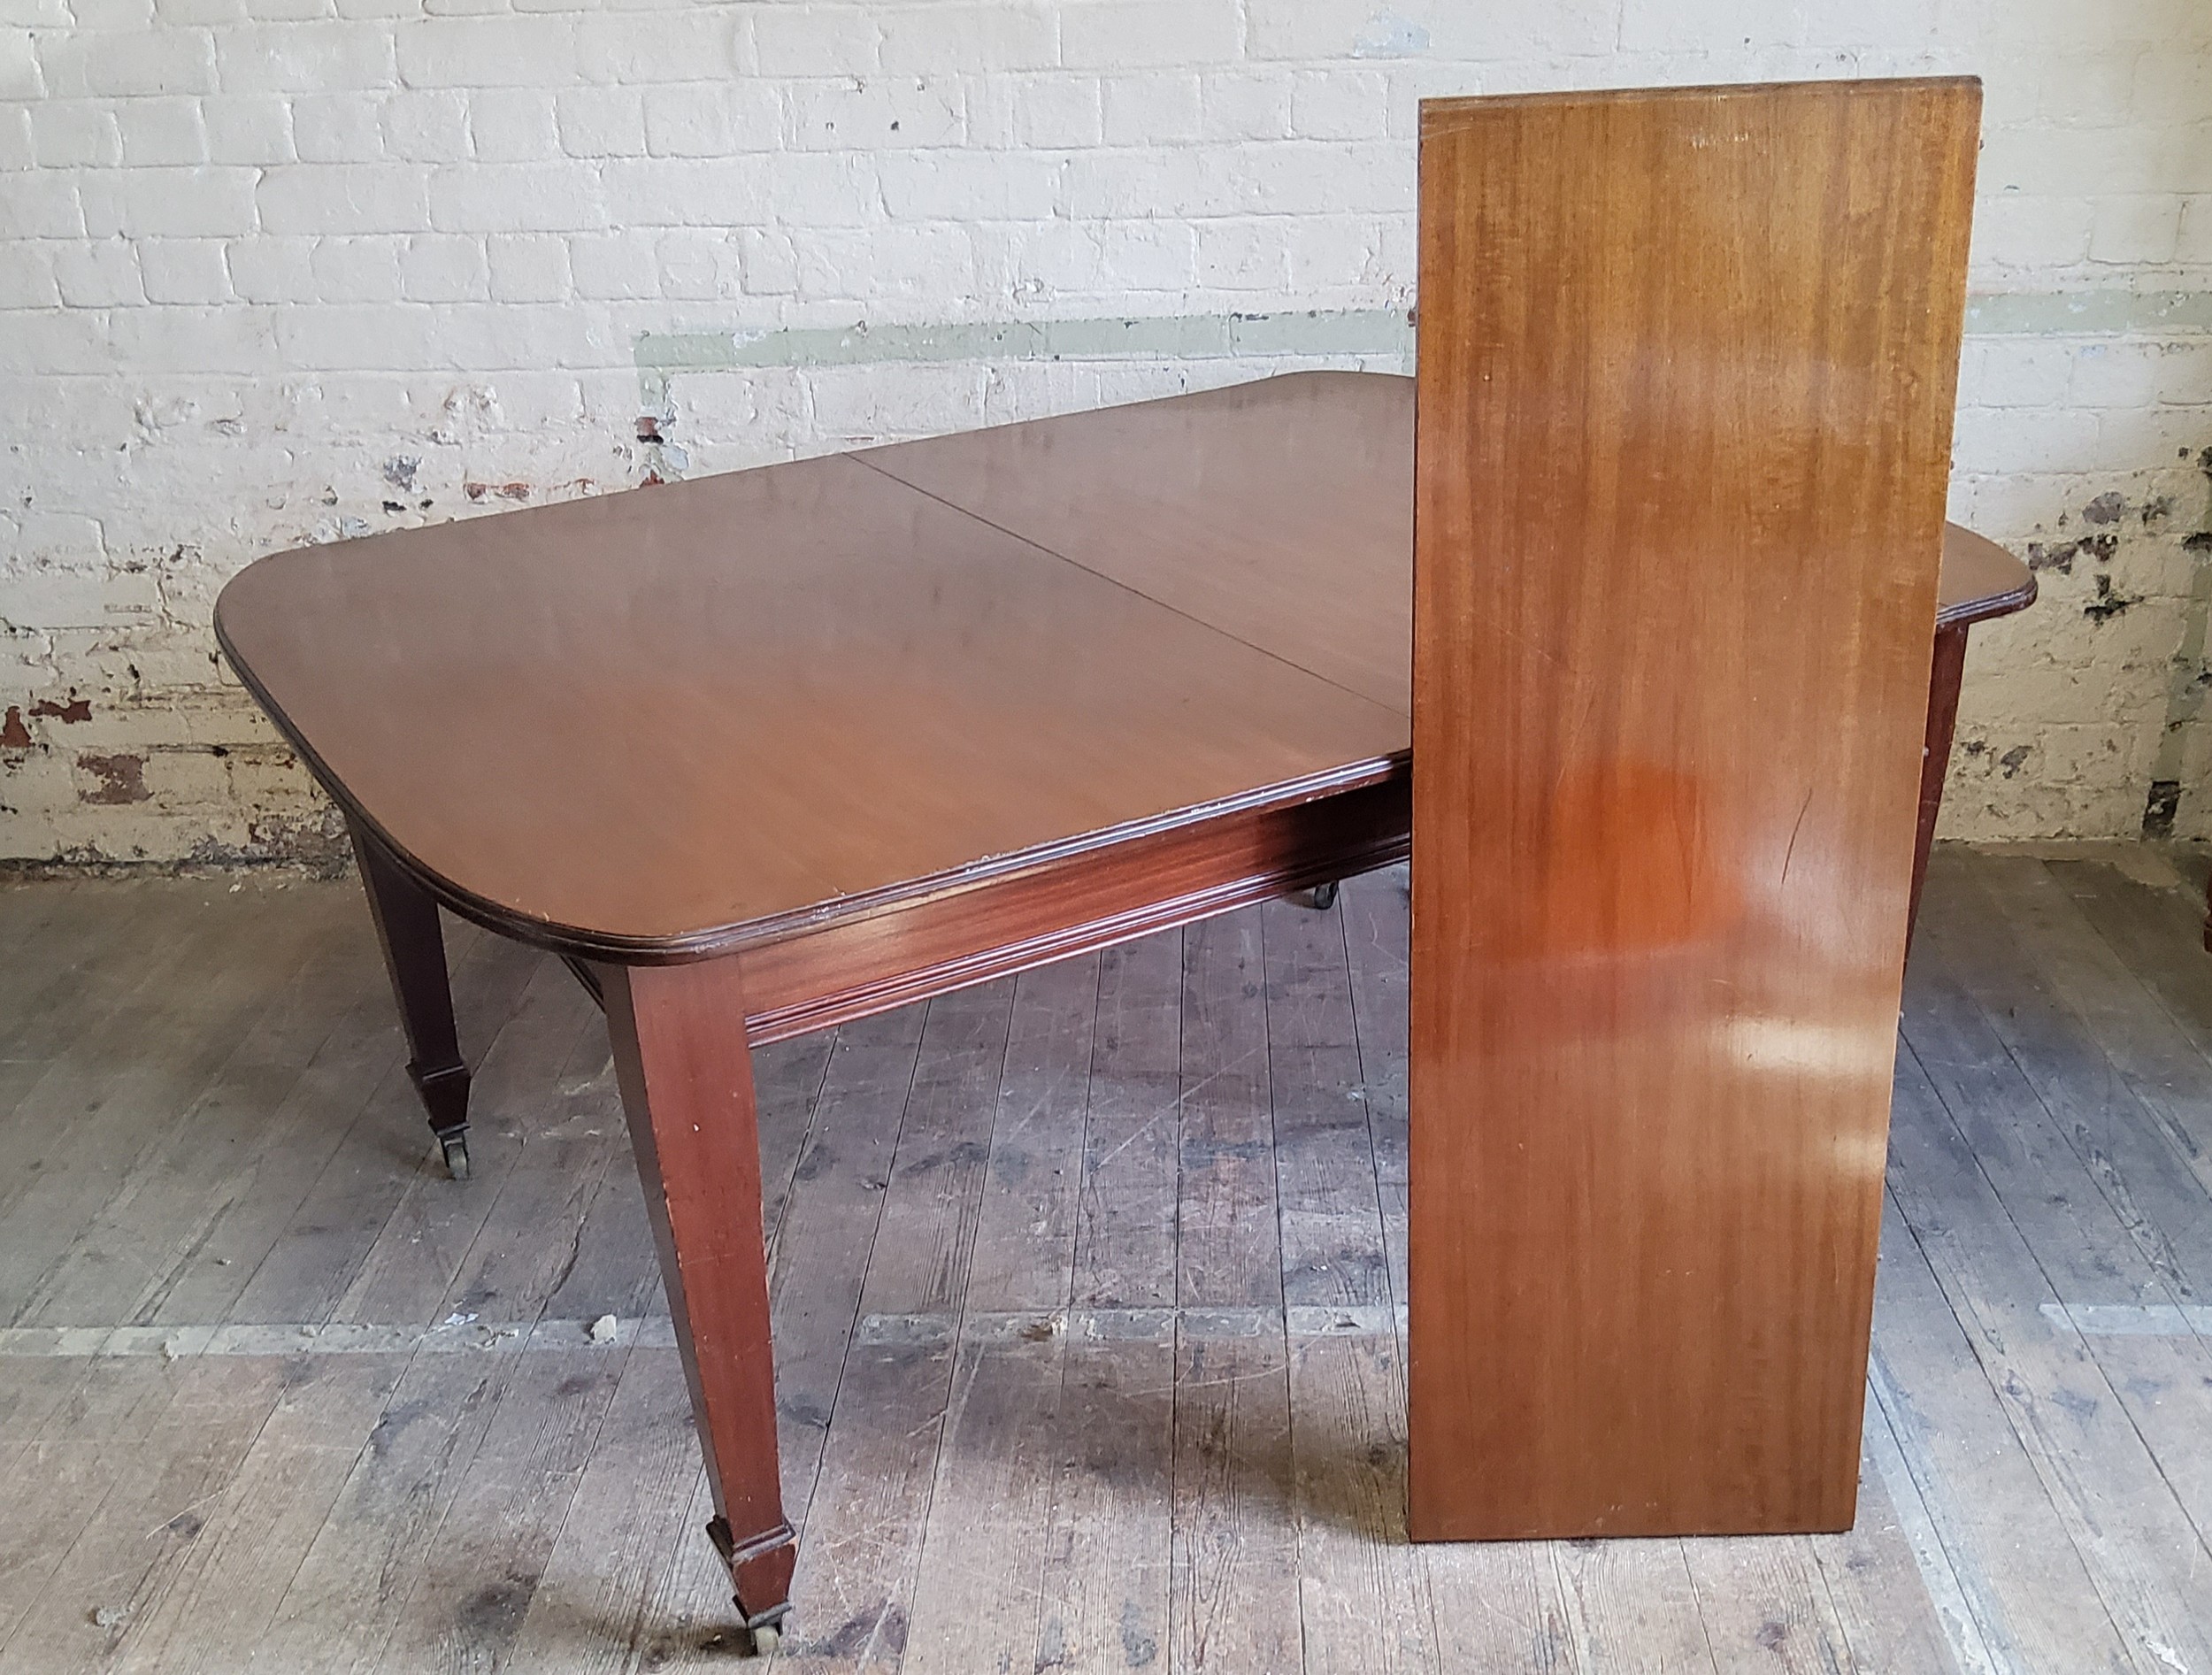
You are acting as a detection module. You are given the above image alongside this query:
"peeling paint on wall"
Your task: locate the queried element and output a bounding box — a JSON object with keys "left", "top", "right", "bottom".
{"left": 76, "top": 754, "right": 150, "bottom": 806}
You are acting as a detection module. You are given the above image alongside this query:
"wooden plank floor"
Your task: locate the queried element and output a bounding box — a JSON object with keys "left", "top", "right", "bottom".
{"left": 3, "top": 849, "right": 2210, "bottom": 1674}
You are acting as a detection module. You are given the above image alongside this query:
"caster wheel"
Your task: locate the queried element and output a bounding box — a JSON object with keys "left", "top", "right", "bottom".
{"left": 1305, "top": 881, "right": 1340, "bottom": 911}
{"left": 747, "top": 1624, "right": 781, "bottom": 1657}
{"left": 439, "top": 1134, "right": 472, "bottom": 1181}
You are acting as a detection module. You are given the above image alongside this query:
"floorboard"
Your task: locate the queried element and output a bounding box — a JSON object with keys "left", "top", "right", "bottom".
{"left": 5, "top": 850, "right": 2212, "bottom": 1672}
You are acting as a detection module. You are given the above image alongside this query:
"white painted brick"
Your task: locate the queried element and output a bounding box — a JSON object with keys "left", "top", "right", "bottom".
{"left": 995, "top": 73, "right": 1102, "bottom": 149}
{"left": 1096, "top": 219, "right": 1194, "bottom": 289}
{"left": 575, "top": 11, "right": 739, "bottom": 82}
{"left": 215, "top": 23, "right": 392, "bottom": 92}
{"left": 246, "top": 0, "right": 340, "bottom": 21}
{"left": 396, "top": 18, "right": 578, "bottom": 88}
{"left": 0, "top": 32, "right": 42, "bottom": 100}
{"left": 0, "top": 306, "right": 106, "bottom": 372}
{"left": 2154, "top": 342, "right": 2212, "bottom": 406}
{"left": 1201, "top": 71, "right": 1292, "bottom": 141}
{"left": 554, "top": 84, "right": 644, "bottom": 156}
{"left": 259, "top": 162, "right": 425, "bottom": 232}
{"left": 156, "top": 0, "right": 249, "bottom": 21}
{"left": 274, "top": 301, "right": 435, "bottom": 368}
{"left": 785, "top": 226, "right": 868, "bottom": 302}
{"left": 737, "top": 226, "right": 798, "bottom": 292}
{"left": 2179, "top": 196, "right": 2212, "bottom": 267}
{"left": 1984, "top": 124, "right": 2175, "bottom": 198}
{"left": 0, "top": 103, "right": 29, "bottom": 167}
{"left": 0, "top": 242, "right": 59, "bottom": 307}
{"left": 878, "top": 5, "right": 1055, "bottom": 73}
{"left": 308, "top": 233, "right": 402, "bottom": 300}
{"left": 806, "top": 359, "right": 987, "bottom": 441}
{"left": 1287, "top": 212, "right": 1387, "bottom": 291}
{"left": 565, "top": 229, "right": 658, "bottom": 298}
{"left": 2089, "top": 196, "right": 2180, "bottom": 265}
{"left": 52, "top": 237, "right": 146, "bottom": 305}
{"left": 105, "top": 302, "right": 273, "bottom": 371}
{"left": 762, "top": 152, "right": 878, "bottom": 226}
{"left": 483, "top": 230, "right": 569, "bottom": 300}
{"left": 1962, "top": 338, "right": 2077, "bottom": 409}
{"left": 469, "top": 88, "right": 560, "bottom": 159}
{"left": 138, "top": 236, "right": 232, "bottom": 302}
{"left": 1368, "top": 0, "right": 1612, "bottom": 58}
{"left": 871, "top": 219, "right": 975, "bottom": 296}
{"left": 1617, "top": 0, "right": 1801, "bottom": 53}
{"left": 40, "top": 27, "right": 217, "bottom": 96}
{"left": 380, "top": 89, "right": 471, "bottom": 160}
{"left": 202, "top": 95, "right": 290, "bottom": 161}
{"left": 1194, "top": 218, "right": 1289, "bottom": 291}
{"left": 115, "top": 96, "right": 208, "bottom": 163}
{"left": 1060, "top": 0, "right": 1239, "bottom": 69}
{"left": 2070, "top": 341, "right": 2168, "bottom": 409}
{"left": 124, "top": 164, "right": 258, "bottom": 234}
{"left": 598, "top": 155, "right": 770, "bottom": 226}
{"left": 2087, "top": 404, "right": 2206, "bottom": 473}
{"left": 1971, "top": 193, "right": 2094, "bottom": 272}
{"left": 644, "top": 81, "right": 780, "bottom": 156}
{"left": 1064, "top": 145, "right": 1233, "bottom": 219}
{"left": 400, "top": 231, "right": 485, "bottom": 300}
{"left": 789, "top": 79, "right": 963, "bottom": 151}
{"left": 222, "top": 232, "right": 315, "bottom": 300}
{"left": 427, "top": 159, "right": 604, "bottom": 231}
{"left": 1231, "top": 142, "right": 1412, "bottom": 217}
{"left": 879, "top": 149, "right": 1054, "bottom": 220}
{"left": 72, "top": 0, "right": 161, "bottom": 37}
{"left": 30, "top": 101, "right": 122, "bottom": 165}
{"left": 656, "top": 227, "right": 741, "bottom": 300}
{"left": 1289, "top": 69, "right": 1388, "bottom": 141}
{"left": 2033, "top": 50, "right": 2139, "bottom": 126}
{"left": 1101, "top": 73, "right": 1201, "bottom": 145}
{"left": 2131, "top": 50, "right": 2212, "bottom": 127}
{"left": 752, "top": 8, "right": 879, "bottom": 76}
{"left": 1951, "top": 405, "right": 2102, "bottom": 475}
{"left": 973, "top": 219, "right": 1090, "bottom": 296}
{"left": 3, "top": 3, "right": 2210, "bottom": 863}
{"left": 291, "top": 90, "right": 385, "bottom": 159}
{"left": 423, "top": 300, "right": 603, "bottom": 369}
{"left": 77, "top": 170, "right": 128, "bottom": 236}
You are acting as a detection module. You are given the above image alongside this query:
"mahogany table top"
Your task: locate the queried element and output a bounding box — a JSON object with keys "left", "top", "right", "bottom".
{"left": 213, "top": 370, "right": 2028, "bottom": 962}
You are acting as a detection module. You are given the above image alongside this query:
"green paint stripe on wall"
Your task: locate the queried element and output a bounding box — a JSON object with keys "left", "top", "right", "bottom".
{"left": 634, "top": 307, "right": 1416, "bottom": 372}
{"left": 635, "top": 291, "right": 2209, "bottom": 376}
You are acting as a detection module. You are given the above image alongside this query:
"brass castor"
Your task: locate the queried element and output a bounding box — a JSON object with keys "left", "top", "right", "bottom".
{"left": 1303, "top": 881, "right": 1340, "bottom": 911}
{"left": 746, "top": 1623, "right": 780, "bottom": 1657}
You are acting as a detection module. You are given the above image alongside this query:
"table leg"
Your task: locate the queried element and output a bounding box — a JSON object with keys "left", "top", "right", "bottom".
{"left": 349, "top": 818, "right": 473, "bottom": 1179}
{"left": 1909, "top": 623, "right": 1970, "bottom": 950}
{"left": 600, "top": 957, "right": 795, "bottom": 1647}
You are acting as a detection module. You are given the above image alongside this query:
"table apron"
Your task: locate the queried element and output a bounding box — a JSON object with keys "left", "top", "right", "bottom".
{"left": 736, "top": 773, "right": 1409, "bottom": 1044}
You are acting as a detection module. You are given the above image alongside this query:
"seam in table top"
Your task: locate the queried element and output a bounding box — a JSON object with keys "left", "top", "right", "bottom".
{"left": 849, "top": 450, "right": 1410, "bottom": 726}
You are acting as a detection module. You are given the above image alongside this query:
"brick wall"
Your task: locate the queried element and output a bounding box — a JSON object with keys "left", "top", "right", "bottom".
{"left": 1, "top": 0, "right": 2208, "bottom": 863}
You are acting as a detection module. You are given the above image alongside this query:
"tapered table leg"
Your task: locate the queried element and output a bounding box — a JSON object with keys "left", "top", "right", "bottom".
{"left": 349, "top": 818, "right": 473, "bottom": 1179}
{"left": 1909, "top": 623, "right": 1971, "bottom": 950}
{"left": 600, "top": 957, "right": 795, "bottom": 1645}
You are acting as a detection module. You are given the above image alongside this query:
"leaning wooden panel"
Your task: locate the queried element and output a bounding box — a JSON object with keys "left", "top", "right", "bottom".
{"left": 1409, "top": 80, "right": 1980, "bottom": 1540}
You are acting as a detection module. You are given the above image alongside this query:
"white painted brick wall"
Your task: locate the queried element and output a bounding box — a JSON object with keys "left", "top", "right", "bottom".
{"left": 2, "top": 0, "right": 2209, "bottom": 863}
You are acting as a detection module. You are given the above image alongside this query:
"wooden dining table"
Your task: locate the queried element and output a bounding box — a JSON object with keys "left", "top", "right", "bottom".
{"left": 213, "top": 368, "right": 2032, "bottom": 1645}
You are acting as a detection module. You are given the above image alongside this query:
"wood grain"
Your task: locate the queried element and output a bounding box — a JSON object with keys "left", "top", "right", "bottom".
{"left": 214, "top": 447, "right": 1406, "bottom": 964}
{"left": 1407, "top": 79, "right": 1983, "bottom": 1539}
{"left": 601, "top": 957, "right": 796, "bottom": 1630}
